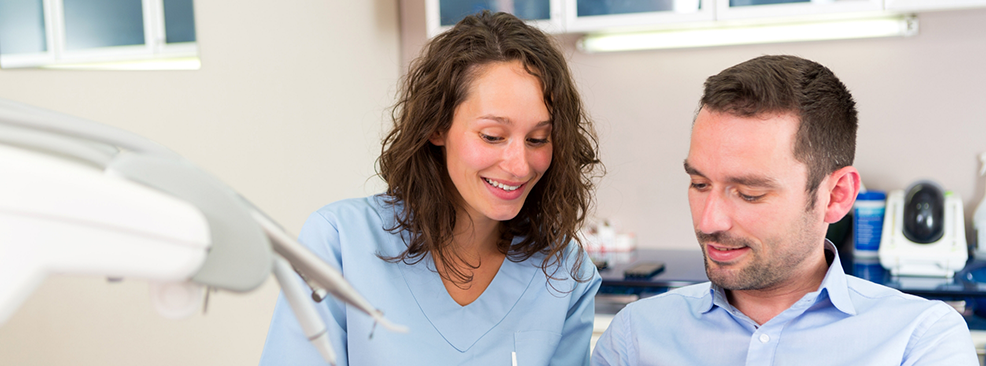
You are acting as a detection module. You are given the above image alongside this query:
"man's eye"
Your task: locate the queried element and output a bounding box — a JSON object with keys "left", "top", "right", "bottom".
{"left": 690, "top": 182, "right": 709, "bottom": 191}
{"left": 739, "top": 193, "right": 765, "bottom": 202}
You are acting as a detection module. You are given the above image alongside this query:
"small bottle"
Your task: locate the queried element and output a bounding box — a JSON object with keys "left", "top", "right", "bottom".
{"left": 854, "top": 190, "right": 887, "bottom": 258}
{"left": 974, "top": 153, "right": 986, "bottom": 258}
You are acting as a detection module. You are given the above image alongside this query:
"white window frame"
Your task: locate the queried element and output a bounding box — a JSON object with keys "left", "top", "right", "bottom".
{"left": 1, "top": 0, "right": 198, "bottom": 69}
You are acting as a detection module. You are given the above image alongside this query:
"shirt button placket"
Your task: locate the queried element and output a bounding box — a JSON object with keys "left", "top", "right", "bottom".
{"left": 746, "top": 331, "right": 778, "bottom": 365}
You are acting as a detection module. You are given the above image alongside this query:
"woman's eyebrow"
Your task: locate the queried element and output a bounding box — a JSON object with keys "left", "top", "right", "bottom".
{"left": 477, "top": 115, "right": 552, "bottom": 127}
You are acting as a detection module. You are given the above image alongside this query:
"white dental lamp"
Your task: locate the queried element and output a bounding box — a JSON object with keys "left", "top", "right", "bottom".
{"left": 0, "top": 98, "right": 405, "bottom": 364}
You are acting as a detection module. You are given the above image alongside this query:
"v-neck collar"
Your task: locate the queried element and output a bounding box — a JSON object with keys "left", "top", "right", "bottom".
{"left": 399, "top": 248, "right": 539, "bottom": 352}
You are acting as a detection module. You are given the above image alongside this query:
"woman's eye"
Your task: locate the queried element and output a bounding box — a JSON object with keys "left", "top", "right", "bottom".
{"left": 480, "top": 133, "right": 503, "bottom": 143}
{"left": 527, "top": 137, "right": 549, "bottom": 146}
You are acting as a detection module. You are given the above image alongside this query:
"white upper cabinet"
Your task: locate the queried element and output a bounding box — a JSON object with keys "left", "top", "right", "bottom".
{"left": 885, "top": 0, "right": 986, "bottom": 12}
{"left": 425, "top": 0, "right": 564, "bottom": 37}
{"left": 564, "top": 0, "right": 715, "bottom": 33}
{"left": 0, "top": 0, "right": 198, "bottom": 69}
{"left": 424, "top": 0, "right": 986, "bottom": 37}
{"left": 715, "top": 0, "right": 884, "bottom": 22}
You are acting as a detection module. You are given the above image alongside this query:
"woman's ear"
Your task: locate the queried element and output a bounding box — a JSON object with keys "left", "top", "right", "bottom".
{"left": 823, "top": 166, "right": 861, "bottom": 224}
{"left": 429, "top": 131, "right": 446, "bottom": 146}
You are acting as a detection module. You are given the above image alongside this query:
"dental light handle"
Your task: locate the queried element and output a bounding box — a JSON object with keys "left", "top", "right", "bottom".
{"left": 273, "top": 255, "right": 336, "bottom": 365}
{"left": 980, "top": 152, "right": 986, "bottom": 176}
{"left": 251, "top": 211, "right": 408, "bottom": 334}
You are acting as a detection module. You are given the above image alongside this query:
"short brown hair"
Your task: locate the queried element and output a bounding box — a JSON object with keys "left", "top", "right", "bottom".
{"left": 700, "top": 55, "right": 857, "bottom": 208}
{"left": 377, "top": 11, "right": 601, "bottom": 284}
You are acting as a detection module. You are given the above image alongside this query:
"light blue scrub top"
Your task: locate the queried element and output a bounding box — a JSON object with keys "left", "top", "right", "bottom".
{"left": 591, "top": 241, "right": 978, "bottom": 366}
{"left": 260, "top": 195, "right": 601, "bottom": 365}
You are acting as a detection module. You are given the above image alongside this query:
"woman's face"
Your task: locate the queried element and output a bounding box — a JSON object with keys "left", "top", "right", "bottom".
{"left": 430, "top": 60, "right": 553, "bottom": 227}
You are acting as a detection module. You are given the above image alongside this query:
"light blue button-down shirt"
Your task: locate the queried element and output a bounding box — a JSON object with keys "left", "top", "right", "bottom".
{"left": 592, "top": 242, "right": 978, "bottom": 366}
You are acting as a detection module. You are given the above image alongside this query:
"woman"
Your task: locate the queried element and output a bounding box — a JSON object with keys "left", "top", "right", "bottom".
{"left": 260, "top": 11, "right": 603, "bottom": 365}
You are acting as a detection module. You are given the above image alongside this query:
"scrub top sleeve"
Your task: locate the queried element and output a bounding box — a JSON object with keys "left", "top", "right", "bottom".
{"left": 590, "top": 307, "right": 633, "bottom": 366}
{"left": 258, "top": 211, "right": 350, "bottom": 366}
{"left": 903, "top": 303, "right": 978, "bottom": 366}
{"left": 551, "top": 249, "right": 602, "bottom": 366}
{"left": 298, "top": 210, "right": 349, "bottom": 334}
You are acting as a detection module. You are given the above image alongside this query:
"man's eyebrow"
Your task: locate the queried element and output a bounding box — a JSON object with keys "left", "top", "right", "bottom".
{"left": 683, "top": 160, "right": 704, "bottom": 177}
{"left": 683, "top": 160, "right": 779, "bottom": 188}
{"left": 728, "top": 175, "right": 778, "bottom": 189}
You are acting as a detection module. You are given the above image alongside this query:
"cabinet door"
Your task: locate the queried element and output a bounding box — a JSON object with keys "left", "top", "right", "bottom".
{"left": 0, "top": 0, "right": 198, "bottom": 69}
{"left": 564, "top": 0, "right": 715, "bottom": 33}
{"left": 0, "top": 0, "right": 55, "bottom": 67}
{"left": 425, "top": 0, "right": 564, "bottom": 37}
{"left": 885, "top": 0, "right": 986, "bottom": 12}
{"left": 715, "top": 0, "right": 884, "bottom": 21}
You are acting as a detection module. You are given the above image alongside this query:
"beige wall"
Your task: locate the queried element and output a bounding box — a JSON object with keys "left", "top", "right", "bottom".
{"left": 1, "top": 1, "right": 984, "bottom": 364}
{"left": 0, "top": 1, "right": 400, "bottom": 365}
{"left": 400, "top": 3, "right": 986, "bottom": 251}
{"left": 564, "top": 8, "right": 986, "bottom": 250}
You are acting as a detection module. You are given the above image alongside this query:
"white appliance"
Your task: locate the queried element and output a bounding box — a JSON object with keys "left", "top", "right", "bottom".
{"left": 0, "top": 99, "right": 405, "bottom": 364}
{"left": 879, "top": 183, "right": 967, "bottom": 278}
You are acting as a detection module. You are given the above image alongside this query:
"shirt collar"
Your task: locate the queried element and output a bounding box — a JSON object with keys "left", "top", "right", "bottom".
{"left": 818, "top": 240, "right": 857, "bottom": 315}
{"left": 704, "top": 240, "right": 857, "bottom": 316}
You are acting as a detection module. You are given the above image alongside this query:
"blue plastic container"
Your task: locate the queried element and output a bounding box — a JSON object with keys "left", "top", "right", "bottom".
{"left": 853, "top": 191, "right": 887, "bottom": 258}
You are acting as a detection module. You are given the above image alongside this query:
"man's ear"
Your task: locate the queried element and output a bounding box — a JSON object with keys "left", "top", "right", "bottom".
{"left": 429, "top": 130, "right": 446, "bottom": 146}
{"left": 823, "top": 166, "right": 861, "bottom": 224}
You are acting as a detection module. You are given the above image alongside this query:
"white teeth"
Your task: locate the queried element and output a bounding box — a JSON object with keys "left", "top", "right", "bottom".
{"left": 484, "top": 178, "right": 520, "bottom": 191}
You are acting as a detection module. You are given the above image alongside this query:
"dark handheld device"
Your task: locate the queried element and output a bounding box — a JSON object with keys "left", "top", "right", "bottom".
{"left": 624, "top": 261, "right": 665, "bottom": 280}
{"left": 591, "top": 258, "right": 609, "bottom": 271}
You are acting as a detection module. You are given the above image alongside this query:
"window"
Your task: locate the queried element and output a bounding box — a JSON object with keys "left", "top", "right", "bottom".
{"left": 0, "top": 0, "right": 198, "bottom": 70}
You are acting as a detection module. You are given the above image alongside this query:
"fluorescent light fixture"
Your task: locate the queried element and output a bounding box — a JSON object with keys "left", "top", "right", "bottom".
{"left": 40, "top": 57, "right": 201, "bottom": 70}
{"left": 579, "top": 15, "right": 918, "bottom": 53}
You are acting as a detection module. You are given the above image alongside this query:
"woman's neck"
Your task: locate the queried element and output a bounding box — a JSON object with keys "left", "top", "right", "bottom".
{"left": 435, "top": 212, "right": 506, "bottom": 306}
{"left": 449, "top": 209, "right": 502, "bottom": 257}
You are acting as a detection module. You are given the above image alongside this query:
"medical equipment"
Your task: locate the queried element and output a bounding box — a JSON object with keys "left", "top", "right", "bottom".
{"left": 878, "top": 181, "right": 967, "bottom": 277}
{"left": 0, "top": 98, "right": 406, "bottom": 364}
{"left": 973, "top": 152, "right": 986, "bottom": 259}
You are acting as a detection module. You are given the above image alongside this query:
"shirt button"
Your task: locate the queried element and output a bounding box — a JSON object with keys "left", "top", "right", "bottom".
{"left": 759, "top": 334, "right": 770, "bottom": 343}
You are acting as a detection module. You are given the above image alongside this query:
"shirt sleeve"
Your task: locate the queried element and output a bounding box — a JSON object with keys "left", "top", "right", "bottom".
{"left": 258, "top": 211, "right": 349, "bottom": 366}
{"left": 547, "top": 247, "right": 602, "bottom": 366}
{"left": 591, "top": 304, "right": 633, "bottom": 366}
{"left": 903, "top": 302, "right": 979, "bottom": 366}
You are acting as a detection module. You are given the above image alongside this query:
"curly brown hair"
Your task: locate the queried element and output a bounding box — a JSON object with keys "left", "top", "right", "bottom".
{"left": 377, "top": 11, "right": 602, "bottom": 286}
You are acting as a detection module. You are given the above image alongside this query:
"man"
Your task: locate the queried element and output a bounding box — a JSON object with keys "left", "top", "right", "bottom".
{"left": 591, "top": 55, "right": 978, "bottom": 365}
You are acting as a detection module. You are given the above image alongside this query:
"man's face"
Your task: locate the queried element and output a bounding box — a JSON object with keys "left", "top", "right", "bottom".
{"left": 684, "top": 108, "right": 827, "bottom": 291}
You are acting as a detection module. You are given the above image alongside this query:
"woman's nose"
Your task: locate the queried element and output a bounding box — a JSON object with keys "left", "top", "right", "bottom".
{"left": 500, "top": 140, "right": 531, "bottom": 178}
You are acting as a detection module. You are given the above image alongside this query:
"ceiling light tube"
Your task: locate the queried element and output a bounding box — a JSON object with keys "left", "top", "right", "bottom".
{"left": 578, "top": 15, "right": 918, "bottom": 53}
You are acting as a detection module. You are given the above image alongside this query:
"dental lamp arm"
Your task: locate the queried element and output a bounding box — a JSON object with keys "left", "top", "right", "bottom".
{"left": 254, "top": 211, "right": 407, "bottom": 333}
{"left": 0, "top": 98, "right": 406, "bottom": 364}
{"left": 272, "top": 254, "right": 336, "bottom": 365}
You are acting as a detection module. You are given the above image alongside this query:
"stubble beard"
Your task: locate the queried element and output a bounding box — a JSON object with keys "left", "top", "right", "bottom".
{"left": 697, "top": 217, "right": 816, "bottom": 291}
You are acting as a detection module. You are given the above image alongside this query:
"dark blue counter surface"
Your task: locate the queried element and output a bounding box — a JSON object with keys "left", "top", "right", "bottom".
{"left": 594, "top": 248, "right": 986, "bottom": 328}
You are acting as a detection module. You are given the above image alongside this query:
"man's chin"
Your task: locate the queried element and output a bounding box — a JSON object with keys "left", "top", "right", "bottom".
{"left": 704, "top": 264, "right": 747, "bottom": 290}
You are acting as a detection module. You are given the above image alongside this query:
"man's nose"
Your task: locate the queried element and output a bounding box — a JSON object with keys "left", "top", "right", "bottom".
{"left": 697, "top": 190, "right": 731, "bottom": 234}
